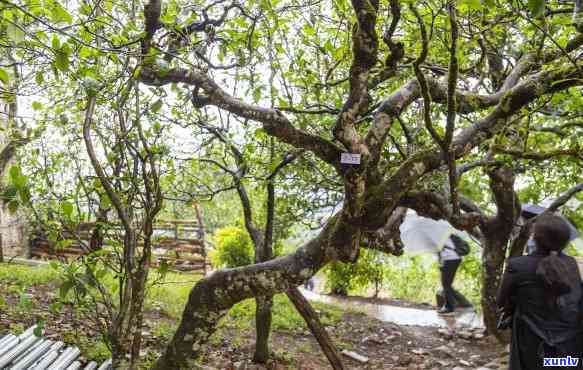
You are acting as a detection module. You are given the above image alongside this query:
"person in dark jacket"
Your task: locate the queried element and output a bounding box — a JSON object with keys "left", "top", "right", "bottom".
{"left": 497, "top": 214, "right": 583, "bottom": 370}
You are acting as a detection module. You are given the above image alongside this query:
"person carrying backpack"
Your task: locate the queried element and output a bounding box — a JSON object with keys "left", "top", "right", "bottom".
{"left": 437, "top": 233, "right": 472, "bottom": 315}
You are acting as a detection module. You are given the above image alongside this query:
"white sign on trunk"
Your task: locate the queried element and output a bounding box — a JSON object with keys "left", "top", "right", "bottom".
{"left": 340, "top": 153, "right": 361, "bottom": 165}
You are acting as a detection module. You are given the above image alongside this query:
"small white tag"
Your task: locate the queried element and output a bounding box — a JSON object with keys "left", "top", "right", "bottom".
{"left": 340, "top": 153, "right": 361, "bottom": 165}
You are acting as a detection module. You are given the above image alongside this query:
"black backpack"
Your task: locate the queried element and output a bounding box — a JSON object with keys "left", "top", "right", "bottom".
{"left": 449, "top": 234, "right": 470, "bottom": 256}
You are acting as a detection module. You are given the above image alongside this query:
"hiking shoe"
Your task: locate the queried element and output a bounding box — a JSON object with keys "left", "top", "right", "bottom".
{"left": 437, "top": 307, "right": 455, "bottom": 316}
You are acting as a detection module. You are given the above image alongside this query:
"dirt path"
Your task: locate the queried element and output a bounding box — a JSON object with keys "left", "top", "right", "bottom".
{"left": 301, "top": 288, "right": 482, "bottom": 330}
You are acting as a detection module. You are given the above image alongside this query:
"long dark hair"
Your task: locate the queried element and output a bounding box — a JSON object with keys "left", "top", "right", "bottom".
{"left": 534, "top": 214, "right": 572, "bottom": 302}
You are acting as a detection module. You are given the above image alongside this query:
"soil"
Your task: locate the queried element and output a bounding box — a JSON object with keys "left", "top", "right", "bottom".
{"left": 0, "top": 273, "right": 505, "bottom": 370}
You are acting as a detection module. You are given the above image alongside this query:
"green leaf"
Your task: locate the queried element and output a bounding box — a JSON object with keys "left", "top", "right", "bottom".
{"left": 35, "top": 72, "right": 44, "bottom": 85}
{"left": 6, "top": 24, "right": 25, "bottom": 43}
{"left": 151, "top": 99, "right": 163, "bottom": 113}
{"left": 19, "top": 188, "right": 31, "bottom": 204}
{"left": 7, "top": 199, "right": 19, "bottom": 213}
{"left": 158, "top": 259, "right": 169, "bottom": 277}
{"left": 527, "top": 0, "right": 545, "bottom": 18}
{"left": 32, "top": 101, "right": 43, "bottom": 110}
{"left": 96, "top": 268, "right": 107, "bottom": 280}
{"left": 52, "top": 3, "right": 73, "bottom": 24}
{"left": 303, "top": 24, "right": 316, "bottom": 36}
{"left": 13, "top": 174, "right": 27, "bottom": 189}
{"left": 61, "top": 201, "right": 74, "bottom": 218}
{"left": 51, "top": 35, "right": 61, "bottom": 50}
{"left": 59, "top": 280, "right": 74, "bottom": 299}
{"left": 0, "top": 68, "right": 9, "bottom": 84}
{"left": 33, "top": 321, "right": 44, "bottom": 337}
{"left": 463, "top": 0, "right": 482, "bottom": 10}
{"left": 324, "top": 40, "right": 334, "bottom": 54}
{"left": 9, "top": 165, "right": 20, "bottom": 180}
{"left": 252, "top": 86, "right": 262, "bottom": 103}
{"left": 54, "top": 51, "right": 70, "bottom": 71}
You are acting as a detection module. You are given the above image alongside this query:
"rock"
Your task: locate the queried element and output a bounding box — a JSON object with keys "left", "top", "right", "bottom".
{"left": 341, "top": 350, "right": 369, "bottom": 364}
{"left": 473, "top": 333, "right": 485, "bottom": 340}
{"left": 470, "top": 354, "right": 487, "bottom": 365}
{"left": 411, "top": 348, "right": 428, "bottom": 356}
{"left": 398, "top": 354, "right": 412, "bottom": 366}
{"left": 459, "top": 331, "right": 473, "bottom": 339}
{"left": 459, "top": 360, "right": 471, "bottom": 366}
{"left": 361, "top": 335, "right": 380, "bottom": 344}
{"left": 433, "top": 345, "right": 455, "bottom": 358}
{"left": 437, "top": 328, "right": 454, "bottom": 339}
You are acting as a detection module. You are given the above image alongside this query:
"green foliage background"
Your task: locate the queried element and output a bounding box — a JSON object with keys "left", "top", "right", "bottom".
{"left": 210, "top": 226, "right": 254, "bottom": 268}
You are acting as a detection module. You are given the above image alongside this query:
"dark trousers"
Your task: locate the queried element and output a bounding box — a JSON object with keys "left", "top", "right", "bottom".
{"left": 440, "top": 259, "right": 462, "bottom": 310}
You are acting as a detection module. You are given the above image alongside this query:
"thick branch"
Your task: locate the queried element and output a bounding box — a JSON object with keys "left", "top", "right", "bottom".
{"left": 332, "top": 0, "right": 379, "bottom": 151}
{"left": 142, "top": 0, "right": 162, "bottom": 53}
{"left": 0, "top": 138, "right": 28, "bottom": 176}
{"left": 485, "top": 166, "right": 520, "bottom": 229}
{"left": 139, "top": 68, "right": 343, "bottom": 168}
{"left": 399, "top": 191, "right": 483, "bottom": 232}
{"left": 362, "top": 206, "right": 406, "bottom": 255}
{"left": 445, "top": 1, "right": 460, "bottom": 215}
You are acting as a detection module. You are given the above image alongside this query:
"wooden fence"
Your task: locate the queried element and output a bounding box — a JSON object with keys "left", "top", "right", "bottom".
{"left": 29, "top": 218, "right": 208, "bottom": 274}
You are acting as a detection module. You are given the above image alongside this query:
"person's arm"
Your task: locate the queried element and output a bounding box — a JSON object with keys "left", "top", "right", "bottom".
{"left": 497, "top": 259, "right": 517, "bottom": 312}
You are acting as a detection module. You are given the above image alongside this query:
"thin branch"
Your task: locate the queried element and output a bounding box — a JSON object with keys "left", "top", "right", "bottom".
{"left": 492, "top": 145, "right": 582, "bottom": 161}
{"left": 410, "top": 5, "right": 442, "bottom": 148}
{"left": 82, "top": 95, "right": 131, "bottom": 231}
{"left": 547, "top": 182, "right": 583, "bottom": 212}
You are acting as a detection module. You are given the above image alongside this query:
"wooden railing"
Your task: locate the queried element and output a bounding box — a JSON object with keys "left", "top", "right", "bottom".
{"left": 29, "top": 217, "right": 208, "bottom": 274}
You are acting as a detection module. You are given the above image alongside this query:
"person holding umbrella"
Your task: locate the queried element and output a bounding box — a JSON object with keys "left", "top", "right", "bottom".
{"left": 399, "top": 210, "right": 472, "bottom": 315}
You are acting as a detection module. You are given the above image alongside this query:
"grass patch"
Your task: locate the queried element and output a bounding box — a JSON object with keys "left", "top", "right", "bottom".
{"left": 0, "top": 262, "right": 59, "bottom": 287}
{"left": 224, "top": 294, "right": 343, "bottom": 332}
{"left": 146, "top": 271, "right": 202, "bottom": 318}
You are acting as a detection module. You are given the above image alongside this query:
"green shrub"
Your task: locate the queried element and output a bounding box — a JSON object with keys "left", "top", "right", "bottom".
{"left": 210, "top": 226, "right": 254, "bottom": 268}
{"left": 324, "top": 249, "right": 385, "bottom": 296}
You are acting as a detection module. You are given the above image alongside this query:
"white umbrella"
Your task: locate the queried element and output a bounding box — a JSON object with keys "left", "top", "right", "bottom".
{"left": 399, "top": 211, "right": 468, "bottom": 255}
